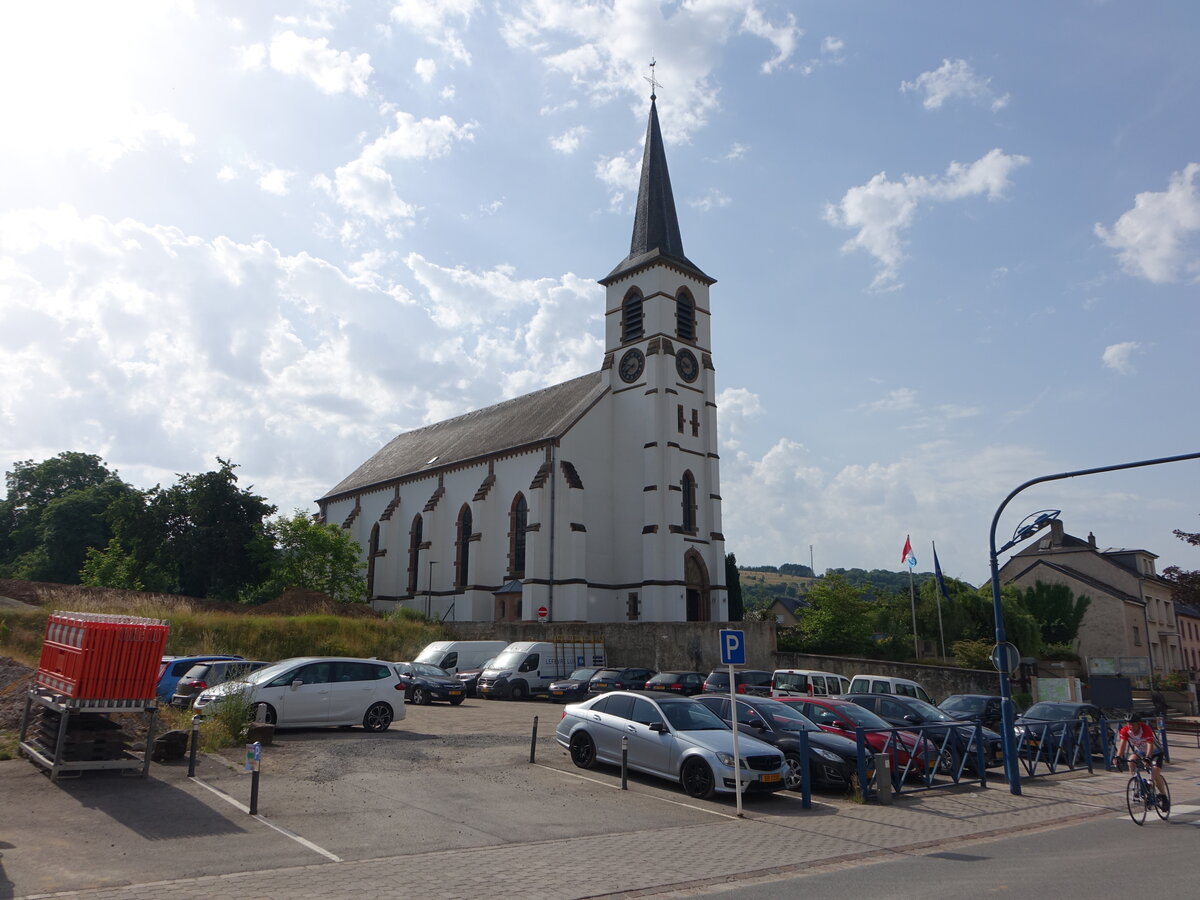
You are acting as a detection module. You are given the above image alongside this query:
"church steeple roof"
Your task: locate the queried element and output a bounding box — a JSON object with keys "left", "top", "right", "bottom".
{"left": 601, "top": 97, "right": 714, "bottom": 286}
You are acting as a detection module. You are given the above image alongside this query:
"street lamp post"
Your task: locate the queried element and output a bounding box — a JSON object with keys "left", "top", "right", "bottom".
{"left": 988, "top": 451, "right": 1200, "bottom": 796}
{"left": 426, "top": 560, "right": 437, "bottom": 619}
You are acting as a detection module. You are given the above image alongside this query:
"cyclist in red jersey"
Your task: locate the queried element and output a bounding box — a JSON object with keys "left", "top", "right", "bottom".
{"left": 1116, "top": 713, "right": 1169, "bottom": 810}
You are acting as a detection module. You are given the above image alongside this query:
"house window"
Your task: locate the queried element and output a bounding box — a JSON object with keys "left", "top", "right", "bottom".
{"left": 509, "top": 493, "right": 528, "bottom": 578}
{"left": 407, "top": 514, "right": 422, "bottom": 594}
{"left": 621, "top": 290, "right": 644, "bottom": 342}
{"left": 455, "top": 505, "right": 472, "bottom": 587}
{"left": 627, "top": 591, "right": 640, "bottom": 621}
{"left": 1133, "top": 625, "right": 1141, "bottom": 646}
{"left": 676, "top": 290, "right": 696, "bottom": 341}
{"left": 681, "top": 470, "right": 697, "bottom": 534}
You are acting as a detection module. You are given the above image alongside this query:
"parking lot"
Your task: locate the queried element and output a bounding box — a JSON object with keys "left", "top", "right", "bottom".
{"left": 3, "top": 694, "right": 1193, "bottom": 899}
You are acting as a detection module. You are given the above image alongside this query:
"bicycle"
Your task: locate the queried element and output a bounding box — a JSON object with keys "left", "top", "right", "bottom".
{"left": 1124, "top": 752, "right": 1170, "bottom": 825}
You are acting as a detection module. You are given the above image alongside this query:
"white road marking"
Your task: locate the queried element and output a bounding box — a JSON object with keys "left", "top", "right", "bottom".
{"left": 191, "top": 776, "right": 343, "bottom": 861}
{"left": 534, "top": 762, "right": 743, "bottom": 820}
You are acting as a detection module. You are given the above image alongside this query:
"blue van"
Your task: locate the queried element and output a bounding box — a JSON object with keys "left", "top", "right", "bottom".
{"left": 157, "top": 655, "right": 243, "bottom": 701}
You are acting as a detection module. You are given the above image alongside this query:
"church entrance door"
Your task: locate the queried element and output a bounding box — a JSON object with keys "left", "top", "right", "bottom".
{"left": 684, "top": 551, "right": 710, "bottom": 622}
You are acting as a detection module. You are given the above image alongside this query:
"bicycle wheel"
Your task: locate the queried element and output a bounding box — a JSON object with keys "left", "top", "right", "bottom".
{"left": 1126, "top": 776, "right": 1147, "bottom": 825}
{"left": 1154, "top": 776, "right": 1170, "bottom": 821}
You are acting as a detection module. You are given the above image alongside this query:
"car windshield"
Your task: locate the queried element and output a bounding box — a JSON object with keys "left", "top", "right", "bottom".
{"left": 831, "top": 703, "right": 892, "bottom": 729}
{"left": 661, "top": 700, "right": 727, "bottom": 731}
{"left": 940, "top": 696, "right": 985, "bottom": 715}
{"left": 646, "top": 673, "right": 683, "bottom": 684}
{"left": 412, "top": 663, "right": 449, "bottom": 677}
{"left": 901, "top": 698, "right": 956, "bottom": 722}
{"left": 413, "top": 648, "right": 444, "bottom": 665}
{"left": 567, "top": 668, "right": 598, "bottom": 681}
{"left": 238, "top": 661, "right": 295, "bottom": 685}
{"left": 592, "top": 670, "right": 621, "bottom": 680}
{"left": 489, "top": 650, "right": 526, "bottom": 669}
{"left": 1023, "top": 702, "right": 1083, "bottom": 720}
{"left": 749, "top": 700, "right": 819, "bottom": 732}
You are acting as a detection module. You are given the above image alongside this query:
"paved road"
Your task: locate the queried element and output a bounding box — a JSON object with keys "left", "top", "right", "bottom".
{"left": 1, "top": 697, "right": 1196, "bottom": 899}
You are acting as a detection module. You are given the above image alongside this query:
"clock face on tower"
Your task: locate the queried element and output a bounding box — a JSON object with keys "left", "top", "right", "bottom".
{"left": 618, "top": 348, "right": 645, "bottom": 383}
{"left": 675, "top": 348, "right": 699, "bottom": 383}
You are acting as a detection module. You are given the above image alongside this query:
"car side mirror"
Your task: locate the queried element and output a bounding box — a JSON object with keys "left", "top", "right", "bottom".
{"left": 903, "top": 714, "right": 919, "bottom": 723}
{"left": 649, "top": 722, "right": 667, "bottom": 734}
{"left": 290, "top": 679, "right": 303, "bottom": 690}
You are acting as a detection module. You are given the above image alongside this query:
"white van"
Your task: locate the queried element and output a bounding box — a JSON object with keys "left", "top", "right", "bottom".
{"left": 477, "top": 640, "right": 605, "bottom": 701}
{"left": 847, "top": 674, "right": 933, "bottom": 704}
{"left": 414, "top": 640, "right": 509, "bottom": 675}
{"left": 770, "top": 669, "right": 849, "bottom": 699}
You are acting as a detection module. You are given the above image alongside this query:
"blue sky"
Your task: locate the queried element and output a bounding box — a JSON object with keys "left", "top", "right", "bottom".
{"left": 1, "top": 1, "right": 1198, "bottom": 587}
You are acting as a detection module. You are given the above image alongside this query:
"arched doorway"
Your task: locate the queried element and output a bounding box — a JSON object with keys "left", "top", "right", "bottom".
{"left": 684, "top": 550, "right": 711, "bottom": 622}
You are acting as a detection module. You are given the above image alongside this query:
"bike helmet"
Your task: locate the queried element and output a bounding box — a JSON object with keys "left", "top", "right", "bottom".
{"left": 1128, "top": 712, "right": 1142, "bottom": 723}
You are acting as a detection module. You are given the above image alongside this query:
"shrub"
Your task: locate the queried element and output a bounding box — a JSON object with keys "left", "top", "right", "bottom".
{"left": 952, "top": 639, "right": 992, "bottom": 670}
{"left": 1040, "top": 642, "right": 1080, "bottom": 662}
{"left": 1153, "top": 671, "right": 1188, "bottom": 691}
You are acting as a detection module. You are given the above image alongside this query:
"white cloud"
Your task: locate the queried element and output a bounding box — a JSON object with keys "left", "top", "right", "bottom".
{"left": 268, "top": 31, "right": 372, "bottom": 96}
{"left": 691, "top": 189, "right": 732, "bottom": 212}
{"left": 822, "top": 36, "right": 844, "bottom": 54}
{"left": 863, "top": 388, "right": 919, "bottom": 413}
{"left": 414, "top": 58, "right": 437, "bottom": 83}
{"left": 824, "top": 149, "right": 1030, "bottom": 290}
{"left": 550, "top": 125, "right": 589, "bottom": 155}
{"left": 1094, "top": 163, "right": 1200, "bottom": 284}
{"left": 499, "top": 0, "right": 799, "bottom": 143}
{"left": 1102, "top": 341, "right": 1143, "bottom": 375}
{"left": 723, "top": 143, "right": 749, "bottom": 161}
{"left": 321, "top": 112, "right": 476, "bottom": 222}
{"left": 257, "top": 167, "right": 296, "bottom": 196}
{"left": 239, "top": 42, "right": 267, "bottom": 69}
{"left": 391, "top": 0, "right": 478, "bottom": 64}
{"left": 217, "top": 165, "right": 238, "bottom": 182}
{"left": 901, "top": 58, "right": 1010, "bottom": 112}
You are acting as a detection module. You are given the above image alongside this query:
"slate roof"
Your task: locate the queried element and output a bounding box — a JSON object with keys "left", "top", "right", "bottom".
{"left": 601, "top": 97, "right": 714, "bottom": 287}
{"left": 321, "top": 372, "right": 607, "bottom": 501}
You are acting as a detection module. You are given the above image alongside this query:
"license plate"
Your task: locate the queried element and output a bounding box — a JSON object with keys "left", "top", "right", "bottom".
{"left": 760, "top": 773, "right": 781, "bottom": 783}
{"left": 594, "top": 683, "right": 610, "bottom": 689}
{"left": 449, "top": 690, "right": 462, "bottom": 696}
{"left": 551, "top": 690, "right": 564, "bottom": 695}
{"left": 651, "top": 685, "right": 665, "bottom": 690}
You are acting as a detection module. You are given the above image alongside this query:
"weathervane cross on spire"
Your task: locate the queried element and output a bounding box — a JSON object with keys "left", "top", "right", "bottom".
{"left": 644, "top": 58, "right": 661, "bottom": 100}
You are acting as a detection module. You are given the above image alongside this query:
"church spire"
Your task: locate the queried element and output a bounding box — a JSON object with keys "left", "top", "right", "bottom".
{"left": 601, "top": 92, "right": 713, "bottom": 286}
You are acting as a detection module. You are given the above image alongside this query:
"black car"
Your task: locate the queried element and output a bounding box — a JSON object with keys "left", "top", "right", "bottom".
{"left": 702, "top": 669, "right": 773, "bottom": 697}
{"left": 1014, "top": 701, "right": 1107, "bottom": 759}
{"left": 586, "top": 667, "right": 657, "bottom": 695}
{"left": 393, "top": 661, "right": 465, "bottom": 705}
{"left": 845, "top": 693, "right": 1004, "bottom": 771}
{"left": 547, "top": 667, "right": 603, "bottom": 703}
{"left": 455, "top": 657, "right": 497, "bottom": 697}
{"left": 644, "top": 671, "right": 706, "bottom": 696}
{"left": 695, "top": 694, "right": 870, "bottom": 792}
{"left": 939, "top": 694, "right": 1007, "bottom": 732}
{"left": 169, "top": 659, "right": 270, "bottom": 708}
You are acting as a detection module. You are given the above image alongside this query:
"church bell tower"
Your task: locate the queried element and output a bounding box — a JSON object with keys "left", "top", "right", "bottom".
{"left": 599, "top": 88, "right": 726, "bottom": 623}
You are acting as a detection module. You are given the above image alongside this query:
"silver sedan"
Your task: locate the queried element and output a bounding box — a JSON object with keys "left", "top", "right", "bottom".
{"left": 555, "top": 690, "right": 786, "bottom": 799}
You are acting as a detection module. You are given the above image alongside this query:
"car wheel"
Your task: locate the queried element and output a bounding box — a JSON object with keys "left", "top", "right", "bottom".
{"left": 782, "top": 753, "right": 804, "bottom": 791}
{"left": 413, "top": 686, "right": 431, "bottom": 706}
{"left": 937, "top": 748, "right": 956, "bottom": 774}
{"left": 449, "top": 696, "right": 464, "bottom": 706}
{"left": 681, "top": 758, "right": 716, "bottom": 799}
{"left": 362, "top": 702, "right": 393, "bottom": 732}
{"left": 569, "top": 731, "right": 597, "bottom": 769}
{"left": 509, "top": 681, "right": 528, "bottom": 702}
{"left": 251, "top": 703, "right": 277, "bottom": 726}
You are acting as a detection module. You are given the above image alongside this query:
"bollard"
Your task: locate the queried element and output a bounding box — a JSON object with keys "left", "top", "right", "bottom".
{"left": 876, "top": 756, "right": 893, "bottom": 805}
{"left": 245, "top": 741, "right": 261, "bottom": 815}
{"left": 621, "top": 736, "right": 628, "bottom": 790}
{"left": 529, "top": 716, "right": 539, "bottom": 763}
{"left": 187, "top": 714, "right": 201, "bottom": 778}
{"left": 250, "top": 769, "right": 260, "bottom": 816}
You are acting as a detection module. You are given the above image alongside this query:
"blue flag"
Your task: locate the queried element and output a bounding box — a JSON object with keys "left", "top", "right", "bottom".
{"left": 933, "top": 546, "right": 952, "bottom": 602}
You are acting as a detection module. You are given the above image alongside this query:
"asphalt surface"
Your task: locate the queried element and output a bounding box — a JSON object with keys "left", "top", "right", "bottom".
{"left": 2, "top": 695, "right": 1197, "bottom": 899}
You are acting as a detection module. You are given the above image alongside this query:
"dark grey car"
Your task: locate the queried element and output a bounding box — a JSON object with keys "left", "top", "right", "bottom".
{"left": 170, "top": 659, "right": 270, "bottom": 708}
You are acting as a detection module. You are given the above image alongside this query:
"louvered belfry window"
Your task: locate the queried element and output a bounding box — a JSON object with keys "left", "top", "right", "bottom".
{"left": 622, "top": 290, "right": 644, "bottom": 342}
{"left": 676, "top": 291, "right": 695, "bottom": 341}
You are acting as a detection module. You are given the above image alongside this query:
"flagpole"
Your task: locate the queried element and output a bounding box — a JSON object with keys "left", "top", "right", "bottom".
{"left": 908, "top": 566, "right": 918, "bottom": 658}
{"left": 932, "top": 540, "right": 946, "bottom": 660}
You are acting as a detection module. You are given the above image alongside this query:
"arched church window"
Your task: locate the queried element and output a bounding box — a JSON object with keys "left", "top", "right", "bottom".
{"left": 509, "top": 493, "right": 528, "bottom": 578}
{"left": 456, "top": 505, "right": 473, "bottom": 587}
{"left": 367, "top": 522, "right": 381, "bottom": 599}
{"left": 681, "top": 470, "right": 697, "bottom": 534}
{"left": 676, "top": 290, "right": 696, "bottom": 342}
{"left": 621, "top": 290, "right": 644, "bottom": 342}
{"left": 407, "top": 514, "right": 422, "bottom": 594}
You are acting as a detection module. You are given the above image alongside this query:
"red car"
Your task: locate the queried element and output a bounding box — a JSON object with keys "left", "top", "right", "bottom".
{"left": 783, "top": 697, "right": 938, "bottom": 776}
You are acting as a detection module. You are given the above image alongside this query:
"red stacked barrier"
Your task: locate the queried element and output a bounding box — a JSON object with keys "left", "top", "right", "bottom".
{"left": 36, "top": 612, "right": 169, "bottom": 701}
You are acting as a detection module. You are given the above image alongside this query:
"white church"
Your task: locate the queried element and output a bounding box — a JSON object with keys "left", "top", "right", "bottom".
{"left": 318, "top": 95, "right": 728, "bottom": 624}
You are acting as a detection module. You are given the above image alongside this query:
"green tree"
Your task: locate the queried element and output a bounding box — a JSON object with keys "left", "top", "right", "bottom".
{"left": 1020, "top": 581, "right": 1090, "bottom": 645}
{"left": 0, "top": 452, "right": 121, "bottom": 579}
{"left": 261, "top": 511, "right": 367, "bottom": 604}
{"left": 1163, "top": 526, "right": 1200, "bottom": 606}
{"left": 80, "top": 537, "right": 145, "bottom": 590}
{"left": 795, "top": 573, "right": 874, "bottom": 654}
{"left": 725, "top": 553, "right": 744, "bottom": 621}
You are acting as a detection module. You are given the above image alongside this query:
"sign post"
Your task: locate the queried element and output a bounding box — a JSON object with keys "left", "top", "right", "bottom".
{"left": 537, "top": 605, "right": 549, "bottom": 622}
{"left": 719, "top": 629, "right": 746, "bottom": 819}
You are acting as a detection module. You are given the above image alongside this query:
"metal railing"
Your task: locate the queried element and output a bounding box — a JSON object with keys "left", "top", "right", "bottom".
{"left": 856, "top": 722, "right": 990, "bottom": 800}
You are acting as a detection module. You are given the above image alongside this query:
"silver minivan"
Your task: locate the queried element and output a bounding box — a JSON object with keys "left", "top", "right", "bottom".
{"left": 770, "top": 669, "right": 850, "bottom": 699}
{"left": 847, "top": 674, "right": 933, "bottom": 704}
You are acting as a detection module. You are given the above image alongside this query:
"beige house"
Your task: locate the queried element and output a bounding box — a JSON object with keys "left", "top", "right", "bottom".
{"left": 1176, "top": 601, "right": 1200, "bottom": 676}
{"left": 999, "top": 519, "right": 1181, "bottom": 678}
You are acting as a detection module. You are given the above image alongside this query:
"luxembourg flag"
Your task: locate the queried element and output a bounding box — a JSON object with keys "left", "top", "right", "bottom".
{"left": 901, "top": 535, "right": 917, "bottom": 569}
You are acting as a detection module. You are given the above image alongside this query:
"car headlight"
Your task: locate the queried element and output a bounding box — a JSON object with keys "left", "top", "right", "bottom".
{"left": 813, "top": 747, "right": 841, "bottom": 762}
{"left": 715, "top": 752, "right": 736, "bottom": 767}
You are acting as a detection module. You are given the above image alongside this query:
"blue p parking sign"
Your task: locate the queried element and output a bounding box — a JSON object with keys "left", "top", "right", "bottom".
{"left": 719, "top": 629, "right": 745, "bottom": 665}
